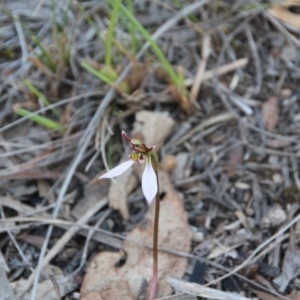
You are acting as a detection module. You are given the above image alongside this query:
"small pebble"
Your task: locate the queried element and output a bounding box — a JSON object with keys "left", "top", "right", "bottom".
{"left": 193, "top": 231, "right": 204, "bottom": 243}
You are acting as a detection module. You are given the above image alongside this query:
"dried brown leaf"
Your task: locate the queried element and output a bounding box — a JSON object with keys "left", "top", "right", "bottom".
{"left": 255, "top": 290, "right": 300, "bottom": 300}
{"left": 132, "top": 110, "right": 175, "bottom": 149}
{"left": 108, "top": 163, "right": 138, "bottom": 220}
{"left": 224, "top": 145, "right": 243, "bottom": 177}
{"left": 288, "top": 294, "right": 300, "bottom": 300}
{"left": 262, "top": 97, "right": 279, "bottom": 132}
{"left": 254, "top": 290, "right": 280, "bottom": 300}
{"left": 80, "top": 171, "right": 192, "bottom": 300}
{"left": 11, "top": 274, "right": 77, "bottom": 300}
{"left": 268, "top": 1, "right": 300, "bottom": 29}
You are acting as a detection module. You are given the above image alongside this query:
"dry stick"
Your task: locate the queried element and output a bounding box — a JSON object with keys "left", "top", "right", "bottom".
{"left": 13, "top": 11, "right": 27, "bottom": 67}
{"left": 205, "top": 211, "right": 300, "bottom": 296}
{"left": 184, "top": 57, "right": 248, "bottom": 87}
{"left": 29, "top": 2, "right": 210, "bottom": 300}
{"left": 245, "top": 25, "right": 262, "bottom": 95}
{"left": 0, "top": 205, "right": 34, "bottom": 272}
{"left": 0, "top": 91, "right": 103, "bottom": 133}
{"left": 72, "top": 207, "right": 113, "bottom": 275}
{"left": 264, "top": 10, "right": 300, "bottom": 48}
{"left": 23, "top": 198, "right": 108, "bottom": 296}
{"left": 148, "top": 170, "right": 160, "bottom": 300}
{"left": 190, "top": 34, "right": 211, "bottom": 106}
{"left": 0, "top": 216, "right": 290, "bottom": 300}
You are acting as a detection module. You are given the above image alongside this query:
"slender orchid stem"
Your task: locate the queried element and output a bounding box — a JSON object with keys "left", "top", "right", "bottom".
{"left": 148, "top": 170, "right": 160, "bottom": 300}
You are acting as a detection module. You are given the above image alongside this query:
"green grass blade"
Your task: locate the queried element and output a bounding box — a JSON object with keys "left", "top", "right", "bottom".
{"left": 14, "top": 107, "right": 62, "bottom": 130}
{"left": 118, "top": 3, "right": 181, "bottom": 86}
{"left": 23, "top": 79, "right": 60, "bottom": 118}
{"left": 105, "top": 0, "right": 122, "bottom": 67}
{"left": 82, "top": 62, "right": 116, "bottom": 83}
{"left": 126, "top": 0, "right": 138, "bottom": 54}
{"left": 82, "top": 61, "right": 129, "bottom": 93}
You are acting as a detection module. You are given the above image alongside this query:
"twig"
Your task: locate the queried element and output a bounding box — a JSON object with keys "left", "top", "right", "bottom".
{"left": 0, "top": 91, "right": 103, "bottom": 134}
{"left": 0, "top": 214, "right": 291, "bottom": 300}
{"left": 13, "top": 12, "right": 28, "bottom": 67}
{"left": 205, "top": 211, "right": 300, "bottom": 299}
{"left": 190, "top": 34, "right": 211, "bottom": 106}
{"left": 173, "top": 112, "right": 235, "bottom": 147}
{"left": 22, "top": 198, "right": 108, "bottom": 299}
{"left": 72, "top": 208, "right": 113, "bottom": 275}
{"left": 185, "top": 58, "right": 248, "bottom": 87}
{"left": 0, "top": 206, "right": 33, "bottom": 272}
{"left": 245, "top": 25, "right": 262, "bottom": 95}
{"left": 264, "top": 10, "right": 300, "bottom": 48}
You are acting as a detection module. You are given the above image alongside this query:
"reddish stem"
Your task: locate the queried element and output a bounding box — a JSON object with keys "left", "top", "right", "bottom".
{"left": 148, "top": 170, "right": 160, "bottom": 300}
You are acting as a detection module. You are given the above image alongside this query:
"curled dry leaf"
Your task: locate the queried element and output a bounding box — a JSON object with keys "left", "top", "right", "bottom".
{"left": 80, "top": 171, "right": 192, "bottom": 300}
{"left": 262, "top": 97, "right": 279, "bottom": 132}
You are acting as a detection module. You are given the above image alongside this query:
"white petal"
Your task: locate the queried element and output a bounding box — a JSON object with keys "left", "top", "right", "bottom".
{"left": 142, "top": 162, "right": 158, "bottom": 204}
{"left": 99, "top": 160, "right": 134, "bottom": 179}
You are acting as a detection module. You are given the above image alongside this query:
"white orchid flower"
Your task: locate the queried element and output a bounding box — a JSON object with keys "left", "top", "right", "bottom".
{"left": 99, "top": 131, "right": 158, "bottom": 204}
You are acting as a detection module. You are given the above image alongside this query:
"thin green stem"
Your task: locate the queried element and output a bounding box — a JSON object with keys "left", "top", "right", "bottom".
{"left": 148, "top": 170, "right": 160, "bottom": 300}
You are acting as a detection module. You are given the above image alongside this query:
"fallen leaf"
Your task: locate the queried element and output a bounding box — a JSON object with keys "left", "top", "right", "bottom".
{"left": 133, "top": 110, "right": 175, "bottom": 149}
{"left": 108, "top": 163, "right": 138, "bottom": 220}
{"left": 18, "top": 234, "right": 45, "bottom": 249}
{"left": 72, "top": 180, "right": 108, "bottom": 220}
{"left": 256, "top": 291, "right": 300, "bottom": 300}
{"left": 262, "top": 97, "right": 279, "bottom": 132}
{"left": 11, "top": 274, "right": 77, "bottom": 300}
{"left": 273, "top": 241, "right": 300, "bottom": 292}
{"left": 288, "top": 294, "right": 300, "bottom": 300}
{"left": 268, "top": 1, "right": 300, "bottom": 29}
{"left": 254, "top": 290, "right": 280, "bottom": 300}
{"left": 172, "top": 152, "right": 191, "bottom": 181}
{"left": 80, "top": 171, "right": 192, "bottom": 299}
{"left": 223, "top": 145, "right": 243, "bottom": 177}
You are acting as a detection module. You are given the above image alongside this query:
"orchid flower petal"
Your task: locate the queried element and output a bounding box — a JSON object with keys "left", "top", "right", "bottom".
{"left": 142, "top": 161, "right": 158, "bottom": 204}
{"left": 99, "top": 160, "right": 135, "bottom": 179}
